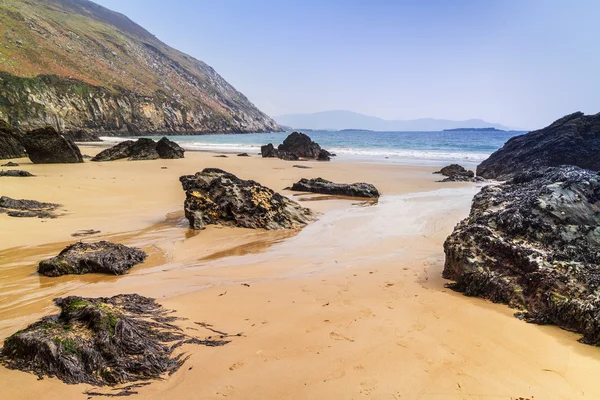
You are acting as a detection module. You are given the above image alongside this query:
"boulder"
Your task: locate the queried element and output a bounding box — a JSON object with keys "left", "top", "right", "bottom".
{"left": 278, "top": 151, "right": 299, "bottom": 161}
{"left": 179, "top": 168, "right": 314, "bottom": 230}
{"left": 0, "top": 120, "right": 25, "bottom": 160}
{"left": 261, "top": 143, "right": 278, "bottom": 158}
{"left": 443, "top": 166, "right": 600, "bottom": 345}
{"left": 0, "top": 170, "right": 34, "bottom": 177}
{"left": 91, "top": 140, "right": 135, "bottom": 161}
{"left": 477, "top": 112, "right": 600, "bottom": 180}
{"left": 62, "top": 130, "right": 102, "bottom": 142}
{"left": 278, "top": 131, "right": 321, "bottom": 158}
{"left": 316, "top": 149, "right": 331, "bottom": 161}
{"left": 434, "top": 164, "right": 477, "bottom": 182}
{"left": 290, "top": 178, "right": 380, "bottom": 198}
{"left": 20, "top": 127, "right": 83, "bottom": 164}
{"left": 38, "top": 241, "right": 147, "bottom": 277}
{"left": 0, "top": 196, "right": 60, "bottom": 218}
{"left": 0, "top": 294, "right": 227, "bottom": 385}
{"left": 156, "top": 137, "right": 185, "bottom": 159}
{"left": 126, "top": 138, "right": 160, "bottom": 160}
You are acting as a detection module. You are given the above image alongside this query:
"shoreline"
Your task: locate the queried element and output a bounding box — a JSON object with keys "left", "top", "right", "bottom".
{"left": 2, "top": 150, "right": 600, "bottom": 399}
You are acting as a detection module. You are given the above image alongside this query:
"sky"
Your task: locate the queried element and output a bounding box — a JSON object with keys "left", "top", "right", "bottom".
{"left": 92, "top": 0, "right": 600, "bottom": 130}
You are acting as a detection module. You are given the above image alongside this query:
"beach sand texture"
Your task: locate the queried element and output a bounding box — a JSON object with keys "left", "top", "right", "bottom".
{"left": 1, "top": 148, "right": 599, "bottom": 399}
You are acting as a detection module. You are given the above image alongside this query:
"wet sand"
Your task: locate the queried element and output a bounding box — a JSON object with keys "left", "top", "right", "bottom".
{"left": 1, "top": 148, "right": 599, "bottom": 399}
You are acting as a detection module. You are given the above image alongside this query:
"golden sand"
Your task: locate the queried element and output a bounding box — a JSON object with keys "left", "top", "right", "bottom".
{"left": 1, "top": 148, "right": 599, "bottom": 399}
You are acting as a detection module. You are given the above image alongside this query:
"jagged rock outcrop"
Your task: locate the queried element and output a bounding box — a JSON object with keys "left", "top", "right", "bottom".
{"left": 0, "top": 294, "right": 228, "bottom": 385}
{"left": 92, "top": 138, "right": 183, "bottom": 161}
{"left": 443, "top": 166, "right": 600, "bottom": 345}
{"left": 434, "top": 164, "right": 480, "bottom": 182}
{"left": 156, "top": 137, "right": 185, "bottom": 159}
{"left": 0, "top": 170, "right": 34, "bottom": 177}
{"left": 62, "top": 130, "right": 102, "bottom": 142}
{"left": 20, "top": 127, "right": 83, "bottom": 164}
{"left": 0, "top": 0, "right": 279, "bottom": 134}
{"left": 261, "top": 132, "right": 332, "bottom": 161}
{"left": 0, "top": 196, "right": 60, "bottom": 218}
{"left": 477, "top": 112, "right": 600, "bottom": 180}
{"left": 179, "top": 168, "right": 314, "bottom": 230}
{"left": 290, "top": 178, "right": 380, "bottom": 198}
{"left": 38, "top": 241, "right": 147, "bottom": 277}
{"left": 0, "top": 120, "right": 25, "bottom": 160}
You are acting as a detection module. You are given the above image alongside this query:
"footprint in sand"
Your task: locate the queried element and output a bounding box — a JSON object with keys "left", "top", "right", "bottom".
{"left": 359, "top": 378, "right": 378, "bottom": 396}
{"left": 229, "top": 361, "right": 245, "bottom": 371}
{"left": 330, "top": 331, "right": 355, "bottom": 342}
{"left": 216, "top": 385, "right": 236, "bottom": 397}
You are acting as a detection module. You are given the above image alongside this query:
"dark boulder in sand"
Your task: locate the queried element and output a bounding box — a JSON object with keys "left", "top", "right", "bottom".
{"left": 278, "top": 131, "right": 322, "bottom": 158}
{"left": 477, "top": 112, "right": 600, "bottom": 180}
{"left": 434, "top": 164, "right": 478, "bottom": 182}
{"left": 93, "top": 138, "right": 183, "bottom": 161}
{"left": 261, "top": 143, "right": 278, "bottom": 158}
{"left": 443, "top": 166, "right": 600, "bottom": 345}
{"left": 21, "top": 127, "right": 83, "bottom": 164}
{"left": 156, "top": 137, "right": 185, "bottom": 159}
{"left": 0, "top": 121, "right": 25, "bottom": 160}
{"left": 317, "top": 149, "right": 331, "bottom": 161}
{"left": 62, "top": 130, "right": 102, "bottom": 142}
{"left": 0, "top": 196, "right": 60, "bottom": 218}
{"left": 38, "top": 241, "right": 147, "bottom": 277}
{"left": 0, "top": 170, "right": 34, "bottom": 177}
{"left": 0, "top": 294, "right": 227, "bottom": 385}
{"left": 179, "top": 168, "right": 314, "bottom": 230}
{"left": 237, "top": 153, "right": 250, "bottom": 157}
{"left": 290, "top": 178, "right": 380, "bottom": 198}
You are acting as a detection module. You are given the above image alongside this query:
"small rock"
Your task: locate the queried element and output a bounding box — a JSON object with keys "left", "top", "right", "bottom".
{"left": 0, "top": 170, "right": 34, "bottom": 177}
{"left": 293, "top": 164, "right": 312, "bottom": 169}
{"left": 237, "top": 153, "right": 250, "bottom": 157}
{"left": 290, "top": 178, "right": 380, "bottom": 198}
{"left": 71, "top": 229, "right": 101, "bottom": 237}
{"left": 1, "top": 162, "right": 19, "bottom": 167}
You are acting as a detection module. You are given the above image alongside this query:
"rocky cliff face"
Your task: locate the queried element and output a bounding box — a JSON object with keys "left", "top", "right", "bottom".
{"left": 0, "top": 0, "right": 279, "bottom": 134}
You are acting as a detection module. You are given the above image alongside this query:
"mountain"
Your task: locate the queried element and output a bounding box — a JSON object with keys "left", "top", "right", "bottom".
{"left": 0, "top": 0, "right": 279, "bottom": 134}
{"left": 274, "top": 110, "right": 512, "bottom": 132}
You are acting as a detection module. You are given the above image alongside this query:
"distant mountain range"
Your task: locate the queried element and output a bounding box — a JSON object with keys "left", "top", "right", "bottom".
{"left": 274, "top": 110, "right": 514, "bottom": 132}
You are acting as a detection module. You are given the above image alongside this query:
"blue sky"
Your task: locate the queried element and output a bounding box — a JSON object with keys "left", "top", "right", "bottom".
{"left": 93, "top": 0, "right": 600, "bottom": 129}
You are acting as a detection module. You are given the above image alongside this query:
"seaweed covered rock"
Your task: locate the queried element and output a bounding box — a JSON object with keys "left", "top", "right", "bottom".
{"left": 180, "top": 168, "right": 314, "bottom": 230}
{"left": 0, "top": 294, "right": 227, "bottom": 385}
{"left": 477, "top": 112, "right": 600, "bottom": 180}
{"left": 290, "top": 178, "right": 380, "bottom": 198}
{"left": 62, "top": 130, "right": 102, "bottom": 142}
{"left": 0, "top": 170, "right": 34, "bottom": 177}
{"left": 21, "top": 127, "right": 83, "bottom": 164}
{"left": 443, "top": 166, "right": 600, "bottom": 344}
{"left": 0, "top": 120, "right": 25, "bottom": 160}
{"left": 92, "top": 138, "right": 182, "bottom": 161}
{"left": 156, "top": 137, "right": 185, "bottom": 159}
{"left": 38, "top": 241, "right": 147, "bottom": 277}
{"left": 0, "top": 196, "right": 60, "bottom": 218}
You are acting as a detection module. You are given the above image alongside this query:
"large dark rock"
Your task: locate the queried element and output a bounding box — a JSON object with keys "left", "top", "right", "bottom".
{"left": 38, "top": 241, "right": 147, "bottom": 277}
{"left": 261, "top": 143, "right": 278, "bottom": 158}
{"left": 278, "top": 131, "right": 322, "bottom": 158}
{"left": 0, "top": 170, "right": 34, "bottom": 177}
{"left": 0, "top": 120, "right": 25, "bottom": 160}
{"left": 62, "top": 130, "right": 102, "bottom": 142}
{"left": 156, "top": 137, "right": 185, "bottom": 159}
{"left": 316, "top": 149, "right": 331, "bottom": 161}
{"left": 0, "top": 294, "right": 228, "bottom": 385}
{"left": 179, "top": 168, "right": 314, "bottom": 230}
{"left": 477, "top": 112, "right": 600, "bottom": 180}
{"left": 0, "top": 196, "right": 60, "bottom": 218}
{"left": 20, "top": 127, "right": 83, "bottom": 164}
{"left": 443, "top": 166, "right": 600, "bottom": 345}
{"left": 434, "top": 164, "right": 477, "bottom": 182}
{"left": 92, "top": 138, "right": 182, "bottom": 161}
{"left": 290, "top": 178, "right": 380, "bottom": 198}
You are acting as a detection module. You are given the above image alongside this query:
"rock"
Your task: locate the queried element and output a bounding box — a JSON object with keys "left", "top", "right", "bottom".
{"left": 477, "top": 112, "right": 600, "bottom": 180}
{"left": 290, "top": 178, "right": 380, "bottom": 198}
{"left": 316, "top": 149, "right": 331, "bottom": 161}
{"left": 237, "top": 153, "right": 250, "bottom": 157}
{"left": 0, "top": 294, "right": 228, "bottom": 385}
{"left": 38, "top": 241, "right": 146, "bottom": 277}
{"left": 443, "top": 166, "right": 600, "bottom": 345}
{"left": 82, "top": 154, "right": 92, "bottom": 159}
{"left": 92, "top": 138, "right": 160, "bottom": 161}
{"left": 433, "top": 164, "right": 479, "bottom": 182}
{"left": 278, "top": 131, "right": 322, "bottom": 158}
{"left": 179, "top": 168, "right": 314, "bottom": 230}
{"left": 261, "top": 143, "right": 278, "bottom": 158}
{"left": 0, "top": 170, "right": 34, "bottom": 177}
{"left": 0, "top": 196, "right": 60, "bottom": 218}
{"left": 62, "top": 130, "right": 102, "bottom": 142}
{"left": 277, "top": 151, "right": 299, "bottom": 161}
{"left": 1, "top": 161, "right": 19, "bottom": 166}
{"left": 293, "top": 164, "right": 312, "bottom": 169}
{"left": 214, "top": 155, "right": 228, "bottom": 158}
{"left": 71, "top": 229, "right": 101, "bottom": 237}
{"left": 20, "top": 127, "right": 83, "bottom": 164}
{"left": 0, "top": 121, "right": 26, "bottom": 160}
{"left": 156, "top": 137, "right": 184, "bottom": 159}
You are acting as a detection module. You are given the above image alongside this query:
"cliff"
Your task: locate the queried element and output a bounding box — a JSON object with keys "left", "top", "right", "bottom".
{"left": 0, "top": 0, "right": 279, "bottom": 134}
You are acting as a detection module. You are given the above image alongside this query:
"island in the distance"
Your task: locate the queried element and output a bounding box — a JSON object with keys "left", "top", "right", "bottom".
{"left": 443, "top": 127, "right": 506, "bottom": 132}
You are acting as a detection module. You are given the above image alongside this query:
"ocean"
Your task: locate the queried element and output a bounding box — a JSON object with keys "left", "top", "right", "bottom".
{"left": 100, "top": 130, "right": 522, "bottom": 167}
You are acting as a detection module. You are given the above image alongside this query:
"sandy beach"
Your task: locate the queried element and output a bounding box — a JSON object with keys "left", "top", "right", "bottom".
{"left": 1, "top": 147, "right": 600, "bottom": 400}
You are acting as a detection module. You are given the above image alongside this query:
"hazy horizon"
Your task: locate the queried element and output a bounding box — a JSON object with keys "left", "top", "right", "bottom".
{"left": 93, "top": 0, "right": 600, "bottom": 130}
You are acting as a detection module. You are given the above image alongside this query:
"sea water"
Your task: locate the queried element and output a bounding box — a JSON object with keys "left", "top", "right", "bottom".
{"left": 100, "top": 130, "right": 522, "bottom": 167}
